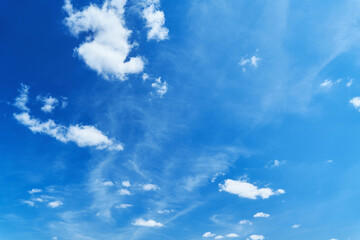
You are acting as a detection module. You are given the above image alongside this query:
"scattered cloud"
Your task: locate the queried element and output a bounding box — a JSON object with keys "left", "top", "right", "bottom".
{"left": 320, "top": 79, "right": 333, "bottom": 88}
{"left": 28, "top": 188, "right": 42, "bottom": 194}
{"left": 103, "top": 181, "right": 114, "bottom": 187}
{"left": 142, "top": 183, "right": 159, "bottom": 191}
{"left": 350, "top": 96, "right": 360, "bottom": 111}
{"left": 142, "top": 0, "right": 169, "bottom": 41}
{"left": 239, "top": 55, "right": 261, "bottom": 71}
{"left": 118, "top": 189, "right": 131, "bottom": 195}
{"left": 122, "top": 181, "right": 131, "bottom": 187}
{"left": 291, "top": 224, "right": 300, "bottom": 228}
{"left": 37, "top": 96, "right": 59, "bottom": 113}
{"left": 157, "top": 209, "right": 173, "bottom": 214}
{"left": 132, "top": 218, "right": 163, "bottom": 227}
{"left": 211, "top": 172, "right": 226, "bottom": 183}
{"left": 203, "top": 232, "right": 216, "bottom": 238}
{"left": 64, "top": 0, "right": 144, "bottom": 80}
{"left": 151, "top": 77, "right": 168, "bottom": 97}
{"left": 14, "top": 84, "right": 30, "bottom": 112}
{"left": 247, "top": 235, "right": 265, "bottom": 240}
{"left": 326, "top": 160, "right": 333, "bottom": 163}
{"left": 48, "top": 200, "right": 63, "bottom": 208}
{"left": 23, "top": 200, "right": 35, "bottom": 207}
{"left": 215, "top": 236, "right": 224, "bottom": 239}
{"left": 253, "top": 212, "right": 270, "bottom": 218}
{"left": 226, "top": 233, "right": 239, "bottom": 238}
{"left": 239, "top": 219, "right": 253, "bottom": 225}
{"left": 346, "top": 78, "right": 354, "bottom": 87}
{"left": 219, "top": 179, "right": 285, "bottom": 199}
{"left": 116, "top": 203, "right": 132, "bottom": 209}
{"left": 266, "top": 159, "right": 285, "bottom": 168}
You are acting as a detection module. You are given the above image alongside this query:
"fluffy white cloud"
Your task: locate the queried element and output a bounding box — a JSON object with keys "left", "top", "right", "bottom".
{"left": 226, "top": 233, "right": 239, "bottom": 238}
{"left": 48, "top": 200, "right": 63, "bottom": 208}
{"left": 118, "top": 189, "right": 131, "bottom": 195}
{"left": 247, "top": 235, "right": 264, "bottom": 240}
{"left": 320, "top": 79, "right": 333, "bottom": 88}
{"left": 202, "top": 232, "right": 216, "bottom": 238}
{"left": 132, "top": 218, "right": 163, "bottom": 227}
{"left": 37, "top": 96, "right": 58, "bottom": 113}
{"left": 142, "top": 1, "right": 169, "bottom": 41}
{"left": 122, "top": 180, "right": 131, "bottom": 187}
{"left": 142, "top": 183, "right": 159, "bottom": 191}
{"left": 103, "top": 181, "right": 114, "bottom": 186}
{"left": 219, "top": 179, "right": 285, "bottom": 200}
{"left": 28, "top": 188, "right": 42, "bottom": 194}
{"left": 350, "top": 96, "right": 360, "bottom": 111}
{"left": 14, "top": 84, "right": 30, "bottom": 112}
{"left": 239, "top": 219, "right": 253, "bottom": 225}
{"left": 253, "top": 212, "right": 270, "bottom": 218}
{"left": 239, "top": 55, "right": 261, "bottom": 71}
{"left": 64, "top": 0, "right": 144, "bottom": 80}
{"left": 291, "top": 224, "right": 300, "bottom": 228}
{"left": 116, "top": 203, "right": 132, "bottom": 208}
{"left": 151, "top": 77, "right": 167, "bottom": 97}
{"left": 14, "top": 112, "right": 123, "bottom": 151}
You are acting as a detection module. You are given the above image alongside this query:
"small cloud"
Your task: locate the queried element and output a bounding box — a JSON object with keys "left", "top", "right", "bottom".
{"left": 23, "top": 200, "right": 35, "bottom": 207}
{"left": 266, "top": 159, "right": 285, "bottom": 168}
{"left": 215, "top": 236, "right": 224, "bottom": 239}
{"left": 239, "top": 55, "right": 261, "bottom": 71}
{"left": 142, "top": 184, "right": 159, "bottom": 191}
{"left": 203, "top": 232, "right": 216, "bottom": 238}
{"left": 142, "top": 2, "right": 169, "bottom": 41}
{"left": 350, "top": 96, "right": 360, "bottom": 111}
{"left": 14, "top": 84, "right": 30, "bottom": 112}
{"left": 103, "top": 181, "right": 114, "bottom": 187}
{"left": 247, "top": 235, "right": 265, "bottom": 240}
{"left": 37, "top": 96, "right": 59, "bottom": 113}
{"left": 142, "top": 73, "right": 149, "bottom": 81}
{"left": 116, "top": 203, "right": 132, "bottom": 209}
{"left": 346, "top": 78, "right": 354, "bottom": 87}
{"left": 48, "top": 200, "right": 63, "bottom": 208}
{"left": 151, "top": 77, "right": 167, "bottom": 98}
{"left": 226, "top": 233, "right": 239, "bottom": 238}
{"left": 291, "top": 224, "right": 300, "bottom": 228}
{"left": 122, "top": 181, "right": 131, "bottom": 187}
{"left": 327, "top": 160, "right": 333, "bottom": 163}
{"left": 28, "top": 188, "right": 42, "bottom": 194}
{"left": 157, "top": 209, "right": 174, "bottom": 214}
{"left": 253, "top": 212, "right": 270, "bottom": 218}
{"left": 211, "top": 172, "right": 225, "bottom": 183}
{"left": 132, "top": 218, "right": 163, "bottom": 227}
{"left": 320, "top": 79, "right": 333, "bottom": 88}
{"left": 239, "top": 219, "right": 253, "bottom": 225}
{"left": 118, "top": 189, "right": 131, "bottom": 195}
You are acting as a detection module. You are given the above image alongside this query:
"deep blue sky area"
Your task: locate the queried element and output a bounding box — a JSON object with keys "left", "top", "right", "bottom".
{"left": 1, "top": 0, "right": 360, "bottom": 240}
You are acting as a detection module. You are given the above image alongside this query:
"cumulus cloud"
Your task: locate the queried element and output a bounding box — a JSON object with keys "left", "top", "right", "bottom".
{"left": 103, "top": 181, "right": 114, "bottom": 186}
{"left": 23, "top": 200, "right": 35, "bottom": 207}
{"left": 247, "top": 235, "right": 264, "bottom": 240}
{"left": 239, "top": 219, "right": 253, "bottom": 225}
{"left": 291, "top": 224, "right": 300, "bottom": 228}
{"left": 202, "top": 232, "right": 216, "bottom": 238}
{"left": 118, "top": 189, "right": 131, "bottom": 195}
{"left": 132, "top": 218, "right": 163, "bottom": 227}
{"left": 37, "top": 96, "right": 59, "bottom": 113}
{"left": 253, "top": 212, "right": 270, "bottom": 218}
{"left": 350, "top": 96, "right": 360, "bottom": 111}
{"left": 151, "top": 77, "right": 168, "bottom": 97}
{"left": 142, "top": 0, "right": 169, "bottom": 41}
{"left": 28, "top": 188, "right": 42, "bottom": 194}
{"left": 219, "top": 179, "right": 285, "bottom": 200}
{"left": 122, "top": 181, "right": 131, "bottom": 187}
{"left": 142, "top": 183, "right": 159, "bottom": 191}
{"left": 48, "top": 200, "right": 63, "bottom": 208}
{"left": 226, "top": 233, "right": 239, "bottom": 238}
{"left": 14, "top": 84, "right": 30, "bottom": 112}
{"left": 320, "top": 79, "right": 333, "bottom": 88}
{"left": 64, "top": 0, "right": 144, "bottom": 80}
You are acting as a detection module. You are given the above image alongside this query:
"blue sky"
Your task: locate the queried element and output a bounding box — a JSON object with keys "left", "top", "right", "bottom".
{"left": 1, "top": 0, "right": 360, "bottom": 239}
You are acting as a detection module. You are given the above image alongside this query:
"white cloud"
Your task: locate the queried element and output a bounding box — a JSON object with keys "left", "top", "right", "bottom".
{"left": 346, "top": 78, "right": 354, "bottom": 87}
{"left": 116, "top": 203, "right": 132, "bottom": 208}
{"left": 253, "top": 212, "right": 270, "bottom": 218}
{"left": 329, "top": 239, "right": 338, "bottom": 240}
{"left": 151, "top": 77, "right": 168, "bottom": 97}
{"left": 215, "top": 236, "right": 224, "bottom": 239}
{"left": 14, "top": 112, "right": 123, "bottom": 151}
{"left": 211, "top": 172, "right": 225, "bottom": 183}
{"left": 219, "top": 179, "right": 285, "bottom": 199}
{"left": 239, "top": 55, "right": 261, "bottom": 71}
{"left": 157, "top": 209, "right": 173, "bottom": 214}
{"left": 320, "top": 79, "right": 333, "bottom": 88}
{"left": 239, "top": 219, "right": 253, "bottom": 225}
{"left": 28, "top": 188, "right": 42, "bottom": 194}
{"left": 14, "top": 84, "right": 30, "bottom": 112}
{"left": 37, "top": 96, "right": 59, "bottom": 113}
{"left": 23, "top": 200, "right": 35, "bottom": 207}
{"left": 350, "top": 96, "right": 360, "bottom": 111}
{"left": 118, "top": 189, "right": 131, "bottom": 195}
{"left": 48, "top": 200, "right": 63, "bottom": 208}
{"left": 142, "top": 183, "right": 159, "bottom": 191}
{"left": 64, "top": 0, "right": 144, "bottom": 80}
{"left": 122, "top": 180, "right": 131, "bottom": 187}
{"left": 103, "top": 181, "right": 114, "bottom": 186}
{"left": 247, "top": 235, "right": 265, "bottom": 240}
{"left": 202, "top": 232, "right": 216, "bottom": 238}
{"left": 132, "top": 218, "right": 163, "bottom": 227}
{"left": 291, "top": 224, "right": 300, "bottom": 228}
{"left": 142, "top": 1, "right": 169, "bottom": 41}
{"left": 327, "top": 160, "right": 333, "bottom": 163}
{"left": 226, "top": 233, "right": 239, "bottom": 238}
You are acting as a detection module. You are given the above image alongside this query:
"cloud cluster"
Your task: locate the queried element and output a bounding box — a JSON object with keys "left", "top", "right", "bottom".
{"left": 219, "top": 179, "right": 285, "bottom": 199}
{"left": 64, "top": 0, "right": 144, "bottom": 80}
